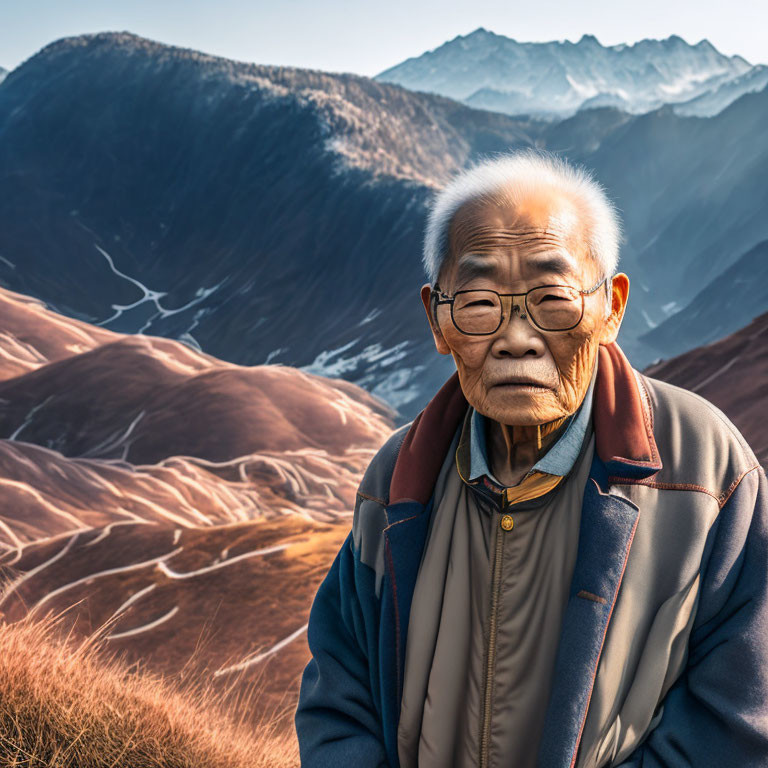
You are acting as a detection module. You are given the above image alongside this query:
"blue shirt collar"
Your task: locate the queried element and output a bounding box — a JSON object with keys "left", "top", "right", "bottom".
{"left": 468, "top": 355, "right": 598, "bottom": 485}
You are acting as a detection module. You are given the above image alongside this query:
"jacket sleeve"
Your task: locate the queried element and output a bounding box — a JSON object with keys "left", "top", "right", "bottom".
{"left": 615, "top": 465, "right": 768, "bottom": 767}
{"left": 294, "top": 529, "right": 390, "bottom": 768}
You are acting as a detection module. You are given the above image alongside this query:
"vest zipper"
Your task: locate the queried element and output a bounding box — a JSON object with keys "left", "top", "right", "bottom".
{"left": 479, "top": 491, "right": 514, "bottom": 768}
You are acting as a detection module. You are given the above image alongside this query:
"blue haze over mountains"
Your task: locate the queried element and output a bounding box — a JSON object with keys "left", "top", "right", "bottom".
{"left": 0, "top": 31, "right": 766, "bottom": 422}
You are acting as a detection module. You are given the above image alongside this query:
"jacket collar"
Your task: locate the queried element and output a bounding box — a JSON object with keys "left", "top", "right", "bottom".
{"left": 389, "top": 341, "right": 661, "bottom": 505}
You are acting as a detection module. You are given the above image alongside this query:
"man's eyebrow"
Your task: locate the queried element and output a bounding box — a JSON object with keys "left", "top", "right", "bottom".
{"left": 453, "top": 253, "right": 576, "bottom": 285}
{"left": 454, "top": 255, "right": 499, "bottom": 285}
{"left": 527, "top": 254, "right": 575, "bottom": 278}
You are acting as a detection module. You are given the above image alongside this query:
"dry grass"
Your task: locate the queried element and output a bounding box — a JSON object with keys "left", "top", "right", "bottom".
{"left": 0, "top": 612, "right": 300, "bottom": 767}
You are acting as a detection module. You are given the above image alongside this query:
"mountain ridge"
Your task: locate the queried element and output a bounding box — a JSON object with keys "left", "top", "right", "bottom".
{"left": 375, "top": 27, "right": 758, "bottom": 120}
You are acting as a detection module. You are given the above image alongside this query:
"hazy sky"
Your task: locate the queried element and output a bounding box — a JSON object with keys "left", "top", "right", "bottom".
{"left": 2, "top": 0, "right": 766, "bottom": 75}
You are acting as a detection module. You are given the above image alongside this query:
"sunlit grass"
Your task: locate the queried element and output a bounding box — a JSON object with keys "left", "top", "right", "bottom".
{"left": 0, "top": 612, "right": 300, "bottom": 767}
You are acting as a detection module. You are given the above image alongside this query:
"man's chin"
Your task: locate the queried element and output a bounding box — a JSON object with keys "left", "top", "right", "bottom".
{"left": 482, "top": 387, "right": 561, "bottom": 425}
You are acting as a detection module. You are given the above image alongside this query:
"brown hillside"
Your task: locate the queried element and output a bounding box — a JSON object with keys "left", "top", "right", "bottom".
{"left": 0, "top": 285, "right": 396, "bottom": 736}
{"left": 0, "top": 516, "right": 345, "bottom": 720}
{"left": 644, "top": 311, "right": 768, "bottom": 466}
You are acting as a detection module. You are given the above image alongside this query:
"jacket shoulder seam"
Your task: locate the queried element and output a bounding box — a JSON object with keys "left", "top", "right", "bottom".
{"left": 719, "top": 464, "right": 762, "bottom": 508}
{"left": 608, "top": 464, "right": 761, "bottom": 509}
{"left": 356, "top": 489, "right": 387, "bottom": 506}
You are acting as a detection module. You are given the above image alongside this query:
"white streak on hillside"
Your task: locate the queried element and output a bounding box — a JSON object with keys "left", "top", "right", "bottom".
{"left": 92, "top": 243, "right": 224, "bottom": 333}
{"left": 26, "top": 546, "right": 184, "bottom": 617}
{"left": 8, "top": 396, "right": 54, "bottom": 441}
{"left": 213, "top": 623, "right": 308, "bottom": 677}
{"left": 0, "top": 532, "right": 83, "bottom": 597}
{"left": 107, "top": 606, "right": 179, "bottom": 640}
{"left": 78, "top": 409, "right": 146, "bottom": 460}
{"left": 84, "top": 520, "right": 153, "bottom": 547}
{"left": 157, "top": 542, "right": 290, "bottom": 579}
{"left": 107, "top": 583, "right": 157, "bottom": 621}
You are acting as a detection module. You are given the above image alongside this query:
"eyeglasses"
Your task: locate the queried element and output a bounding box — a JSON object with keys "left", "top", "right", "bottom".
{"left": 430, "top": 276, "right": 609, "bottom": 335}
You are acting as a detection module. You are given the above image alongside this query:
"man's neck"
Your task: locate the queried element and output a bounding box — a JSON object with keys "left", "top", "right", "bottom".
{"left": 486, "top": 414, "right": 571, "bottom": 487}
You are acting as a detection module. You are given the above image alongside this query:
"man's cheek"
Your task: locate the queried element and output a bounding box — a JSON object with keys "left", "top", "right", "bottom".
{"left": 451, "top": 340, "right": 490, "bottom": 372}
{"left": 554, "top": 336, "right": 597, "bottom": 407}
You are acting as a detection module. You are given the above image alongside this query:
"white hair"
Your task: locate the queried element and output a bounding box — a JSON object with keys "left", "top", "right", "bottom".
{"left": 422, "top": 149, "right": 623, "bottom": 304}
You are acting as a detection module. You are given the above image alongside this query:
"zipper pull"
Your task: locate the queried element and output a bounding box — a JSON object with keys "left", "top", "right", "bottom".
{"left": 500, "top": 513, "right": 514, "bottom": 531}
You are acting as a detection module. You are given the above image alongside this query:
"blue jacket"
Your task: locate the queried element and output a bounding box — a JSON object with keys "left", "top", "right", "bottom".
{"left": 294, "top": 342, "right": 768, "bottom": 767}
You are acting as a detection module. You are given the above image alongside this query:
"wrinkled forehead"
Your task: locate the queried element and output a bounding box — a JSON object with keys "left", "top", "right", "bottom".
{"left": 443, "top": 189, "right": 593, "bottom": 283}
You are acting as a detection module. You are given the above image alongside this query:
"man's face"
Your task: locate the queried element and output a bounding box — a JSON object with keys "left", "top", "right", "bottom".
{"left": 420, "top": 189, "right": 628, "bottom": 428}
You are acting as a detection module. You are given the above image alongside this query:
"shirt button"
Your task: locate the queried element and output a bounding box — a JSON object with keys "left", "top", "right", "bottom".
{"left": 500, "top": 514, "right": 514, "bottom": 531}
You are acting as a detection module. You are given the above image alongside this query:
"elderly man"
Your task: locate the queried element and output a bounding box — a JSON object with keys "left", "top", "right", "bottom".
{"left": 294, "top": 149, "right": 768, "bottom": 768}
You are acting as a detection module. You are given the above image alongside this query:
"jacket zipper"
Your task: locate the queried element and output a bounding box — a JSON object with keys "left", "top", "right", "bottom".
{"left": 479, "top": 490, "right": 513, "bottom": 768}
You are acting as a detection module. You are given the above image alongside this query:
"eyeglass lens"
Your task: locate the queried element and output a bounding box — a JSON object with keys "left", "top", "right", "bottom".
{"left": 452, "top": 287, "right": 583, "bottom": 333}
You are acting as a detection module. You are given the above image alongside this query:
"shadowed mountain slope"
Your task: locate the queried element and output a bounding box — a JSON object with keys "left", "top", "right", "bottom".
{"left": 640, "top": 239, "right": 768, "bottom": 361}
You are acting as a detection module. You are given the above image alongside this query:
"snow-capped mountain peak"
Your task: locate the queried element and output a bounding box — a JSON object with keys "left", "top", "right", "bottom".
{"left": 374, "top": 29, "right": 757, "bottom": 120}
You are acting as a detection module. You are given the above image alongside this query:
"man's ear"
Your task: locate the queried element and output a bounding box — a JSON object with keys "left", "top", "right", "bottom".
{"left": 420, "top": 283, "right": 451, "bottom": 355}
{"left": 598, "top": 272, "right": 630, "bottom": 345}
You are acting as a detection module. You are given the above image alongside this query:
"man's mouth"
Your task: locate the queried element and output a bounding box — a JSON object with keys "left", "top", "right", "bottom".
{"left": 491, "top": 378, "right": 552, "bottom": 391}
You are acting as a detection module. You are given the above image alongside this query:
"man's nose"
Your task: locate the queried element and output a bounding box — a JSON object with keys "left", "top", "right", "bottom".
{"left": 491, "top": 297, "right": 546, "bottom": 356}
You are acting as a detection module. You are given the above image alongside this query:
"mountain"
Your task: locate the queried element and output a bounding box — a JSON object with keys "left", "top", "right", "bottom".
{"left": 0, "top": 285, "right": 396, "bottom": 727}
{"left": 673, "top": 63, "right": 768, "bottom": 117}
{"left": 1, "top": 31, "right": 767, "bottom": 418}
{"left": 643, "top": 311, "right": 768, "bottom": 467}
{"left": 640, "top": 239, "right": 768, "bottom": 361}
{"left": 374, "top": 28, "right": 756, "bottom": 120}
{"left": 0, "top": 31, "right": 554, "bottom": 419}
{"left": 0, "top": 286, "right": 395, "bottom": 531}
{"left": 0, "top": 66, "right": 7, "bottom": 85}
{"left": 569, "top": 88, "right": 768, "bottom": 362}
